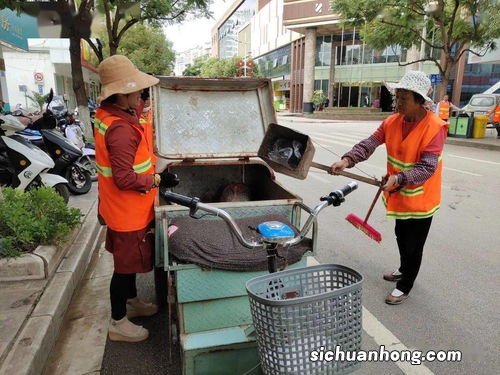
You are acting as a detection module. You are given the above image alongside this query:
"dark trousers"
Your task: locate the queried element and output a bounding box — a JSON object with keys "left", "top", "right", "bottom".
{"left": 494, "top": 122, "right": 500, "bottom": 136}
{"left": 395, "top": 217, "right": 433, "bottom": 294}
{"left": 110, "top": 272, "right": 137, "bottom": 320}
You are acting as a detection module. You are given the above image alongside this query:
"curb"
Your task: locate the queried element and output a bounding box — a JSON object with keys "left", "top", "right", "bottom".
{"left": 445, "top": 138, "right": 500, "bottom": 151}
{"left": 0, "top": 201, "right": 103, "bottom": 375}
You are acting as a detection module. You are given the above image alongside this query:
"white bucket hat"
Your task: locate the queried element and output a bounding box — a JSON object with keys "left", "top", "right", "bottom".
{"left": 385, "top": 70, "right": 433, "bottom": 102}
{"left": 97, "top": 55, "right": 159, "bottom": 102}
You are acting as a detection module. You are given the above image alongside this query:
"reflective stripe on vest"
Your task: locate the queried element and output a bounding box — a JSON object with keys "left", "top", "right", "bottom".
{"left": 95, "top": 158, "right": 152, "bottom": 177}
{"left": 439, "top": 101, "right": 450, "bottom": 119}
{"left": 94, "top": 107, "right": 155, "bottom": 232}
{"left": 383, "top": 112, "right": 445, "bottom": 220}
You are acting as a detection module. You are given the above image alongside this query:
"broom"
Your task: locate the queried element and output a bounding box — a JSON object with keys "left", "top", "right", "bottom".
{"left": 345, "top": 183, "right": 384, "bottom": 242}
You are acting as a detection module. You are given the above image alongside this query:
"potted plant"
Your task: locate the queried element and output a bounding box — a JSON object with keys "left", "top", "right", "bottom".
{"left": 311, "top": 90, "right": 326, "bottom": 112}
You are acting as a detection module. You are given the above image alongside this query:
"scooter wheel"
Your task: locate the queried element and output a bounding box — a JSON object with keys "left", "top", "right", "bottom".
{"left": 66, "top": 166, "right": 92, "bottom": 195}
{"left": 53, "top": 183, "right": 70, "bottom": 204}
{"left": 82, "top": 156, "right": 97, "bottom": 182}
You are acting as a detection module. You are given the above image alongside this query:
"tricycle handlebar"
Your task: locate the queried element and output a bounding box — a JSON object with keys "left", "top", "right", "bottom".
{"left": 161, "top": 181, "right": 358, "bottom": 249}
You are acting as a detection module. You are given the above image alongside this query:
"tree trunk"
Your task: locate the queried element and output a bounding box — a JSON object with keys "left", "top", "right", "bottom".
{"left": 435, "top": 50, "right": 452, "bottom": 101}
{"left": 69, "top": 36, "right": 94, "bottom": 142}
{"left": 109, "top": 43, "right": 118, "bottom": 56}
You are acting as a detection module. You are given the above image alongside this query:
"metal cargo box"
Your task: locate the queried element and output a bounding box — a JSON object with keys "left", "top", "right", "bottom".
{"left": 151, "top": 78, "right": 316, "bottom": 375}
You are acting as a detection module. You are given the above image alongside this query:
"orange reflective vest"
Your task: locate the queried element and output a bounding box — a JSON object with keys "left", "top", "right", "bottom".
{"left": 139, "top": 109, "right": 157, "bottom": 168}
{"left": 438, "top": 100, "right": 450, "bottom": 120}
{"left": 94, "top": 108, "right": 155, "bottom": 232}
{"left": 493, "top": 105, "right": 500, "bottom": 122}
{"left": 382, "top": 112, "right": 446, "bottom": 219}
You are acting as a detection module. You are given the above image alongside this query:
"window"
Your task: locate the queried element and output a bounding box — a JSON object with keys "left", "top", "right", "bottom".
{"left": 316, "top": 35, "right": 332, "bottom": 67}
{"left": 346, "top": 45, "right": 361, "bottom": 64}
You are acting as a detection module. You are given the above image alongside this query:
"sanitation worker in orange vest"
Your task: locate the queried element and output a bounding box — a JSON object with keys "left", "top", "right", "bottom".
{"left": 329, "top": 71, "right": 448, "bottom": 305}
{"left": 95, "top": 55, "right": 179, "bottom": 342}
{"left": 139, "top": 89, "right": 157, "bottom": 168}
{"left": 436, "top": 94, "right": 459, "bottom": 121}
{"left": 487, "top": 104, "right": 500, "bottom": 138}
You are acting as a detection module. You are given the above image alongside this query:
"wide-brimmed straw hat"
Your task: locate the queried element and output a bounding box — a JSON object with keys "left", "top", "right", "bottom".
{"left": 97, "top": 55, "right": 159, "bottom": 102}
{"left": 385, "top": 70, "right": 433, "bottom": 102}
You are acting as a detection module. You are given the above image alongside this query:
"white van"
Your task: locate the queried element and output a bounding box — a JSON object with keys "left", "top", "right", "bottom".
{"left": 462, "top": 94, "right": 500, "bottom": 118}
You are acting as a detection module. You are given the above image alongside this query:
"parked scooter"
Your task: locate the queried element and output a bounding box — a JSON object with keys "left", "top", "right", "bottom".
{"left": 0, "top": 114, "right": 70, "bottom": 202}
{"left": 58, "top": 114, "right": 97, "bottom": 181}
{"left": 16, "top": 91, "right": 93, "bottom": 195}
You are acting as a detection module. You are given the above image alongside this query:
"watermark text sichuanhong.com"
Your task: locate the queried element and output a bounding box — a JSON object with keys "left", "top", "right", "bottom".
{"left": 310, "top": 345, "right": 462, "bottom": 365}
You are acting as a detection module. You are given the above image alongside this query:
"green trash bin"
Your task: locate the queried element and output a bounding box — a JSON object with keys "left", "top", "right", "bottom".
{"left": 449, "top": 113, "right": 473, "bottom": 138}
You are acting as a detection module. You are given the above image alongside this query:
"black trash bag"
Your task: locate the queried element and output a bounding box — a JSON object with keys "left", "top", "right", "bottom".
{"left": 267, "top": 138, "right": 304, "bottom": 168}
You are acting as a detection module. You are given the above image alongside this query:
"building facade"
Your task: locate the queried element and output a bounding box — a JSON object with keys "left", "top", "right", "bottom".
{"left": 173, "top": 42, "right": 212, "bottom": 76}
{"left": 3, "top": 39, "right": 99, "bottom": 112}
{"left": 0, "top": 8, "right": 40, "bottom": 110}
{"left": 213, "top": 0, "right": 499, "bottom": 113}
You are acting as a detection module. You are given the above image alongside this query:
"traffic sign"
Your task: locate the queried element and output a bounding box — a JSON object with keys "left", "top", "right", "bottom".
{"left": 34, "top": 72, "right": 44, "bottom": 82}
{"left": 430, "top": 74, "right": 442, "bottom": 84}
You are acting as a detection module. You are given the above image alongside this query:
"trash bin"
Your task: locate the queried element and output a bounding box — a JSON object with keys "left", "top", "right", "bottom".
{"left": 473, "top": 115, "right": 489, "bottom": 139}
{"left": 449, "top": 112, "right": 473, "bottom": 138}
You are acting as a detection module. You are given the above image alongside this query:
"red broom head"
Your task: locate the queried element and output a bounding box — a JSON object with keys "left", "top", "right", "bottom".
{"left": 345, "top": 213, "right": 382, "bottom": 243}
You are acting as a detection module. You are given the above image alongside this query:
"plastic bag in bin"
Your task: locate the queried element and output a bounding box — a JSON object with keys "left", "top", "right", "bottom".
{"left": 267, "top": 138, "right": 304, "bottom": 168}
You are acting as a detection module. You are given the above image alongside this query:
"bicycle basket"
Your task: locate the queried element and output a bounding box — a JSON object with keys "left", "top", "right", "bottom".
{"left": 246, "top": 264, "right": 363, "bottom": 374}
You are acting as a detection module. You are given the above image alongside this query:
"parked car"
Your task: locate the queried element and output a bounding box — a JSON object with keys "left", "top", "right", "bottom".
{"left": 462, "top": 94, "right": 500, "bottom": 120}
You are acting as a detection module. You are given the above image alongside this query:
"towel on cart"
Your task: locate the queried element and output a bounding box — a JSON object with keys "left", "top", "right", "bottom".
{"left": 166, "top": 213, "right": 312, "bottom": 271}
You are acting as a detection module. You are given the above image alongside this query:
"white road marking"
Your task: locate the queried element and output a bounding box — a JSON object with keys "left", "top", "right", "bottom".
{"left": 311, "top": 134, "right": 484, "bottom": 177}
{"left": 308, "top": 172, "right": 332, "bottom": 184}
{"left": 443, "top": 167, "right": 482, "bottom": 177}
{"left": 308, "top": 131, "right": 367, "bottom": 145}
{"left": 447, "top": 154, "right": 500, "bottom": 166}
{"left": 363, "top": 307, "right": 435, "bottom": 374}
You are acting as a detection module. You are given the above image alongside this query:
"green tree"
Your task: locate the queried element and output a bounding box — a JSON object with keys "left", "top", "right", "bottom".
{"left": 26, "top": 92, "right": 50, "bottom": 112}
{"left": 200, "top": 57, "right": 227, "bottom": 77}
{"left": 183, "top": 56, "right": 208, "bottom": 76}
{"left": 89, "top": 0, "right": 210, "bottom": 59}
{"left": 117, "top": 24, "right": 175, "bottom": 75}
{"left": 330, "top": 0, "right": 500, "bottom": 97}
{"left": 198, "top": 56, "right": 260, "bottom": 78}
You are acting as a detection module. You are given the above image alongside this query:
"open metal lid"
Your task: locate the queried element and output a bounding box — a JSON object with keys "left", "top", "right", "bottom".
{"left": 153, "top": 77, "right": 276, "bottom": 159}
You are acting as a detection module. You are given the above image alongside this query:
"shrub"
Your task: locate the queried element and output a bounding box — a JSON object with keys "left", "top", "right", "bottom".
{"left": 0, "top": 187, "right": 82, "bottom": 258}
{"left": 312, "top": 90, "right": 326, "bottom": 109}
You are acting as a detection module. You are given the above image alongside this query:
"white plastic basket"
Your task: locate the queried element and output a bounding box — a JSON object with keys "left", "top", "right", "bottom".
{"left": 246, "top": 264, "right": 363, "bottom": 374}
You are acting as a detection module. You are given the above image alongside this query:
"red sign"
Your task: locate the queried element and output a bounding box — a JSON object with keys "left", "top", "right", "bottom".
{"left": 34, "top": 72, "right": 44, "bottom": 82}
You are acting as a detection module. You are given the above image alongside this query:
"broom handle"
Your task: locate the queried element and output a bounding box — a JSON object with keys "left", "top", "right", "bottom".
{"left": 311, "top": 162, "right": 381, "bottom": 187}
{"left": 364, "top": 186, "right": 384, "bottom": 223}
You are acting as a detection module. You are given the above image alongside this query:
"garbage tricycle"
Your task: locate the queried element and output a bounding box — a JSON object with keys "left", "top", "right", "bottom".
{"left": 152, "top": 77, "right": 362, "bottom": 374}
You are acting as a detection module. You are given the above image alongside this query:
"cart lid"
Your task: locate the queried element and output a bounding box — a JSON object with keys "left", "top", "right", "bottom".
{"left": 153, "top": 77, "right": 276, "bottom": 159}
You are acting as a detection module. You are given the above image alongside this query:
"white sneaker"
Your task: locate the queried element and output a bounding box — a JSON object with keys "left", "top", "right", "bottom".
{"left": 127, "top": 297, "right": 158, "bottom": 319}
{"left": 108, "top": 317, "right": 149, "bottom": 342}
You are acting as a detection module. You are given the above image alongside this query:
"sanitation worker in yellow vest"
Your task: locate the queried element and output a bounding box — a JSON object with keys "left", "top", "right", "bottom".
{"left": 329, "top": 71, "right": 448, "bottom": 305}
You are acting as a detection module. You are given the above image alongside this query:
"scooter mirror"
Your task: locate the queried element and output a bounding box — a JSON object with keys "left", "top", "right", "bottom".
{"left": 47, "top": 89, "right": 54, "bottom": 104}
